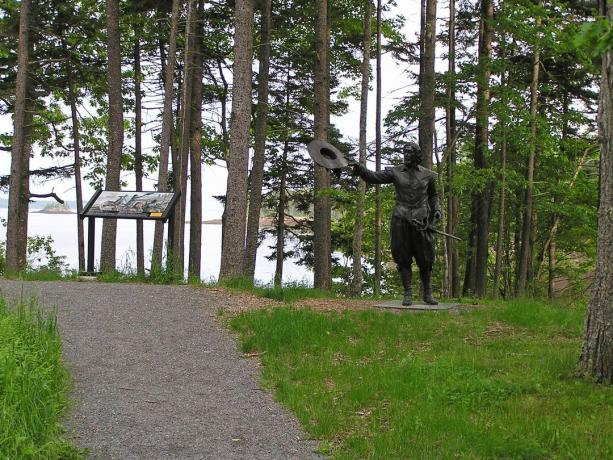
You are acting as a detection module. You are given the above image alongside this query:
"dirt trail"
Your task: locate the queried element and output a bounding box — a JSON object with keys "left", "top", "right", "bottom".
{"left": 0, "top": 280, "right": 319, "bottom": 460}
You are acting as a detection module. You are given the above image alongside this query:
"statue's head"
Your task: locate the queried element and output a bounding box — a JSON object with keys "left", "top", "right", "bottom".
{"left": 403, "top": 142, "right": 421, "bottom": 168}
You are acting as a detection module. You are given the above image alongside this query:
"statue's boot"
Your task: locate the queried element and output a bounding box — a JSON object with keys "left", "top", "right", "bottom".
{"left": 399, "top": 267, "right": 412, "bottom": 306}
{"left": 420, "top": 270, "right": 438, "bottom": 305}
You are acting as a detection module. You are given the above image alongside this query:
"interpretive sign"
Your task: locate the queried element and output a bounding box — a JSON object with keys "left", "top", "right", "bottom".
{"left": 82, "top": 190, "right": 179, "bottom": 220}
{"left": 79, "top": 190, "right": 180, "bottom": 275}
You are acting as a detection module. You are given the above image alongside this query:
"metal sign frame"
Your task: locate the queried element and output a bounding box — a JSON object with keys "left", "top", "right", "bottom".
{"left": 81, "top": 189, "right": 180, "bottom": 221}
{"left": 79, "top": 190, "right": 181, "bottom": 275}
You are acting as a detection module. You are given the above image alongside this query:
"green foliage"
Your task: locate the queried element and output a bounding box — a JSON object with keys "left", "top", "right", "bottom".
{"left": 0, "top": 298, "right": 83, "bottom": 459}
{"left": 575, "top": 18, "right": 613, "bottom": 58}
{"left": 230, "top": 301, "right": 612, "bottom": 459}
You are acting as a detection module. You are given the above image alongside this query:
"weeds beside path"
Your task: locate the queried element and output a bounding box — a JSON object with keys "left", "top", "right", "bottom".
{"left": 0, "top": 280, "right": 320, "bottom": 459}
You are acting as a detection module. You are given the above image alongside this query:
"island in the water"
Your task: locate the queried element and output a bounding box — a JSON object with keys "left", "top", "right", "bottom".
{"left": 35, "top": 202, "right": 75, "bottom": 214}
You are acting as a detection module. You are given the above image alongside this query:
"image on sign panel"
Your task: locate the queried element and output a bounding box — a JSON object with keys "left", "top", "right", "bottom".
{"left": 87, "top": 191, "right": 175, "bottom": 216}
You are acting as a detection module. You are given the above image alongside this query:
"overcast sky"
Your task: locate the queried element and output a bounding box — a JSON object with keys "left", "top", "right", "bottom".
{"left": 0, "top": 2, "right": 425, "bottom": 215}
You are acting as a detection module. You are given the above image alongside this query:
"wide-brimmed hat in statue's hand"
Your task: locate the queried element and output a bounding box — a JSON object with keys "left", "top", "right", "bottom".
{"left": 306, "top": 140, "right": 355, "bottom": 170}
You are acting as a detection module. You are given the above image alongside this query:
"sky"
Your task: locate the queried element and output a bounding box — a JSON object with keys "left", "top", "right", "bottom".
{"left": 0, "top": 2, "right": 425, "bottom": 217}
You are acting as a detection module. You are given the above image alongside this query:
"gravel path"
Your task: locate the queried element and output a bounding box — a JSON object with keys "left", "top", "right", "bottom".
{"left": 0, "top": 280, "right": 320, "bottom": 460}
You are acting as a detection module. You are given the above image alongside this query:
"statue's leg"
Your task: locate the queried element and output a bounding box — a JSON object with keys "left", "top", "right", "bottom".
{"left": 398, "top": 264, "right": 413, "bottom": 306}
{"left": 415, "top": 231, "right": 438, "bottom": 305}
{"left": 391, "top": 217, "right": 413, "bottom": 305}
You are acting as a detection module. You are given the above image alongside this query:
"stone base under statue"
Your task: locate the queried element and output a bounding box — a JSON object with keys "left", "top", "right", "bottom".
{"left": 374, "top": 300, "right": 462, "bottom": 311}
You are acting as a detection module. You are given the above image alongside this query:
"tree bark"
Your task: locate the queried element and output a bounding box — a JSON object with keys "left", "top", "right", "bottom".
{"left": 219, "top": 0, "right": 255, "bottom": 280}
{"left": 516, "top": 4, "right": 542, "bottom": 296}
{"left": 172, "top": 0, "right": 198, "bottom": 275}
{"left": 245, "top": 0, "right": 272, "bottom": 281}
{"left": 188, "top": 1, "right": 204, "bottom": 280}
{"left": 419, "top": 0, "right": 436, "bottom": 169}
{"left": 492, "top": 34, "right": 508, "bottom": 298}
{"left": 100, "top": 0, "right": 124, "bottom": 273}
{"left": 579, "top": 0, "right": 612, "bottom": 381}
{"left": 351, "top": 0, "right": 372, "bottom": 296}
{"left": 313, "top": 0, "right": 331, "bottom": 290}
{"left": 374, "top": 0, "right": 382, "bottom": 295}
{"left": 6, "top": 0, "right": 31, "bottom": 274}
{"left": 464, "top": 0, "right": 493, "bottom": 297}
{"left": 134, "top": 39, "right": 145, "bottom": 276}
{"left": 152, "top": 0, "right": 181, "bottom": 273}
{"left": 68, "top": 70, "right": 85, "bottom": 273}
{"left": 445, "top": 0, "right": 460, "bottom": 297}
{"left": 274, "top": 139, "right": 290, "bottom": 288}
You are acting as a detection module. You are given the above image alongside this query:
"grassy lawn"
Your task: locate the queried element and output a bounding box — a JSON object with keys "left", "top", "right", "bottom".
{"left": 0, "top": 299, "right": 82, "bottom": 459}
{"left": 229, "top": 300, "right": 612, "bottom": 459}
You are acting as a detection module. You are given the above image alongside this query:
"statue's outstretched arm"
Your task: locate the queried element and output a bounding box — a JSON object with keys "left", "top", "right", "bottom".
{"left": 352, "top": 164, "right": 394, "bottom": 184}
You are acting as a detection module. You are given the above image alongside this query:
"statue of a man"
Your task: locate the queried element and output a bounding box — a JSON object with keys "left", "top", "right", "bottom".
{"left": 352, "top": 142, "right": 441, "bottom": 305}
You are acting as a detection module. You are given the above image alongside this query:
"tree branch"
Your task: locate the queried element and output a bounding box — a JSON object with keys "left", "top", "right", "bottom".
{"left": 29, "top": 192, "right": 64, "bottom": 204}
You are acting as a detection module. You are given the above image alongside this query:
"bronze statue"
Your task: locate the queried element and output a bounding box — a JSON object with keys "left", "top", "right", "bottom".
{"left": 306, "top": 139, "right": 446, "bottom": 305}
{"left": 351, "top": 142, "right": 440, "bottom": 305}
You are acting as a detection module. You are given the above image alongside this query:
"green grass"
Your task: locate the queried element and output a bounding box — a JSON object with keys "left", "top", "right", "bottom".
{"left": 217, "top": 277, "right": 329, "bottom": 303}
{"left": 229, "top": 300, "right": 612, "bottom": 459}
{"left": 0, "top": 298, "right": 82, "bottom": 459}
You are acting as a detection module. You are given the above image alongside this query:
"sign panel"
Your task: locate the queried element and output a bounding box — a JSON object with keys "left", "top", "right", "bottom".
{"left": 81, "top": 190, "right": 179, "bottom": 221}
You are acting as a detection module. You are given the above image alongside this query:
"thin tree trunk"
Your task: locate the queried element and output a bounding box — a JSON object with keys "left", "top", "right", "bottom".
{"left": 464, "top": 0, "right": 493, "bottom": 297}
{"left": 100, "top": 0, "right": 124, "bottom": 273}
{"left": 188, "top": 1, "right": 204, "bottom": 280}
{"left": 245, "top": 0, "right": 273, "bottom": 281}
{"left": 274, "top": 139, "right": 290, "bottom": 288}
{"left": 172, "top": 0, "right": 198, "bottom": 275}
{"left": 351, "top": 0, "right": 372, "bottom": 296}
{"left": 516, "top": 4, "right": 542, "bottom": 296}
{"left": 313, "top": 0, "right": 331, "bottom": 290}
{"left": 373, "top": 0, "right": 382, "bottom": 296}
{"left": 419, "top": 0, "right": 436, "bottom": 169}
{"left": 134, "top": 39, "right": 145, "bottom": 276}
{"left": 219, "top": 0, "right": 255, "bottom": 280}
{"left": 6, "top": 0, "right": 31, "bottom": 273}
{"left": 68, "top": 70, "right": 86, "bottom": 273}
{"left": 445, "top": 0, "right": 459, "bottom": 297}
{"left": 493, "top": 35, "right": 508, "bottom": 298}
{"left": 152, "top": 0, "right": 181, "bottom": 273}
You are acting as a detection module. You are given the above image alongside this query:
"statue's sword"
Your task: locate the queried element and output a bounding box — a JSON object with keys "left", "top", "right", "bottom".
{"left": 426, "top": 226, "right": 463, "bottom": 242}
{"left": 411, "top": 218, "right": 462, "bottom": 241}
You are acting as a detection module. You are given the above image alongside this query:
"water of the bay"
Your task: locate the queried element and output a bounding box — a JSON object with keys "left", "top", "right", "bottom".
{"left": 0, "top": 208, "right": 312, "bottom": 285}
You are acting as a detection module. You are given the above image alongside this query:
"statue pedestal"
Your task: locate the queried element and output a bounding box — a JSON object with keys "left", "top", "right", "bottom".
{"left": 374, "top": 300, "right": 461, "bottom": 311}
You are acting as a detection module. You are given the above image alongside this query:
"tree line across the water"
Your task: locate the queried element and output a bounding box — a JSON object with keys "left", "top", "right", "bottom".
{"left": 0, "top": 0, "right": 607, "bottom": 298}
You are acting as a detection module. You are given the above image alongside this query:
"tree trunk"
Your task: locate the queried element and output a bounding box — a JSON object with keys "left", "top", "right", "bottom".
{"left": 100, "top": 0, "right": 124, "bottom": 273}
{"left": 152, "top": 0, "right": 181, "bottom": 273}
{"left": 351, "top": 0, "right": 372, "bottom": 296}
{"left": 445, "top": 0, "right": 460, "bottom": 297}
{"left": 6, "top": 0, "right": 31, "bottom": 274}
{"left": 313, "top": 0, "right": 331, "bottom": 290}
{"left": 219, "top": 0, "right": 255, "bottom": 280}
{"left": 578, "top": 0, "right": 613, "bottom": 384}
{"left": 68, "top": 70, "right": 86, "bottom": 273}
{"left": 172, "top": 0, "right": 198, "bottom": 275}
{"left": 464, "top": 0, "right": 493, "bottom": 297}
{"left": 245, "top": 0, "right": 272, "bottom": 281}
{"left": 373, "top": 0, "right": 382, "bottom": 296}
{"left": 274, "top": 139, "right": 290, "bottom": 288}
{"left": 134, "top": 39, "right": 145, "bottom": 276}
{"left": 516, "top": 4, "right": 542, "bottom": 296}
{"left": 492, "top": 35, "right": 508, "bottom": 298}
{"left": 419, "top": 0, "right": 436, "bottom": 169}
{"left": 188, "top": 1, "right": 204, "bottom": 280}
